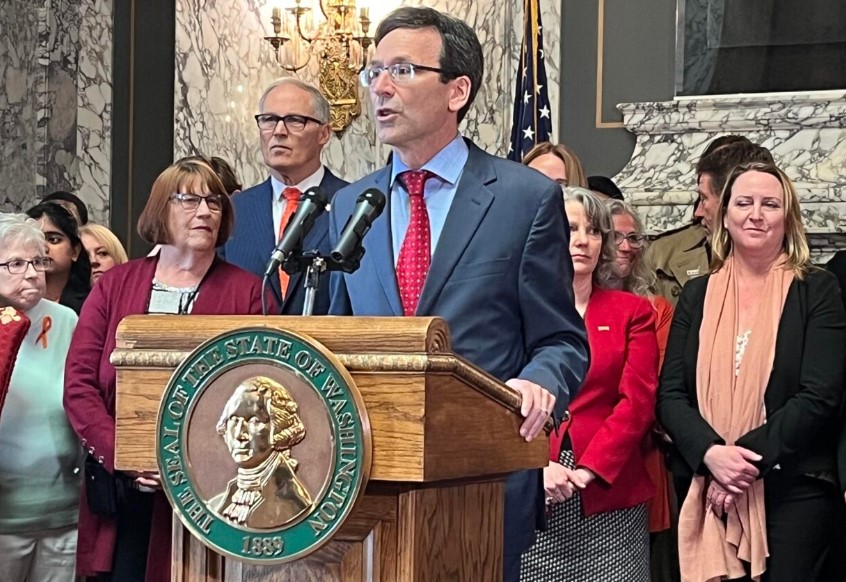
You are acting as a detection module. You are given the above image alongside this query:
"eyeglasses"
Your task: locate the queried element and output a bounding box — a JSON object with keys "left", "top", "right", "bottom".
{"left": 254, "top": 114, "right": 324, "bottom": 132}
{"left": 359, "top": 62, "right": 448, "bottom": 87}
{"left": 0, "top": 257, "right": 53, "bottom": 274}
{"left": 614, "top": 232, "right": 645, "bottom": 248}
{"left": 170, "top": 193, "right": 224, "bottom": 212}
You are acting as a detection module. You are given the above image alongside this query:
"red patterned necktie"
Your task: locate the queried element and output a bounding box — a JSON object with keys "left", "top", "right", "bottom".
{"left": 278, "top": 187, "right": 301, "bottom": 296}
{"left": 396, "top": 170, "right": 434, "bottom": 315}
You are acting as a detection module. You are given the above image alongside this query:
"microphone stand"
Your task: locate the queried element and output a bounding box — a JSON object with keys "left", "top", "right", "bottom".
{"left": 282, "top": 244, "right": 365, "bottom": 316}
{"left": 301, "top": 255, "right": 326, "bottom": 316}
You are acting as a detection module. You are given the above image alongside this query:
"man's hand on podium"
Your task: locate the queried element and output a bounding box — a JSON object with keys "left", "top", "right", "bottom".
{"left": 506, "top": 378, "right": 555, "bottom": 442}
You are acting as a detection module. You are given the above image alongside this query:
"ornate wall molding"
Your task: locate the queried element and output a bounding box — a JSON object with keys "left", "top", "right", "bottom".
{"left": 614, "top": 91, "right": 846, "bottom": 259}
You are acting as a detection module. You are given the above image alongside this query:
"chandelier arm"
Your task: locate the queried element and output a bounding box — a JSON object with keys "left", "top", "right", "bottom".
{"left": 277, "top": 57, "right": 312, "bottom": 73}
{"left": 294, "top": 9, "right": 322, "bottom": 44}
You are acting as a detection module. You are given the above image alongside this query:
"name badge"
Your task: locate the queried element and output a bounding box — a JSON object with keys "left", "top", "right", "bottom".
{"left": 686, "top": 268, "right": 700, "bottom": 277}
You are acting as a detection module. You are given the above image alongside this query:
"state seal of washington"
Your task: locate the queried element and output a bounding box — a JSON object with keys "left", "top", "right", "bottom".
{"left": 157, "top": 327, "right": 371, "bottom": 564}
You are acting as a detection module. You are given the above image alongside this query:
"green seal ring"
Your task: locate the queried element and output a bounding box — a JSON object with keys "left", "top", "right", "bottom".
{"left": 157, "top": 327, "right": 371, "bottom": 564}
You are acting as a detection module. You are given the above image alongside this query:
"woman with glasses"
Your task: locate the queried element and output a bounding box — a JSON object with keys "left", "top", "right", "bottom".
{"left": 0, "top": 213, "right": 82, "bottom": 581}
{"left": 64, "top": 157, "right": 272, "bottom": 582}
{"left": 25, "top": 201, "right": 92, "bottom": 314}
{"left": 521, "top": 189, "right": 658, "bottom": 581}
{"left": 608, "top": 199, "right": 676, "bottom": 577}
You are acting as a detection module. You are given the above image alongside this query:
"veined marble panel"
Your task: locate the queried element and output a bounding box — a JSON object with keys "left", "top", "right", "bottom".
{"left": 615, "top": 91, "right": 846, "bottom": 262}
{"left": 41, "top": 0, "right": 81, "bottom": 199}
{"left": 76, "top": 0, "right": 113, "bottom": 225}
{"left": 0, "top": 0, "right": 39, "bottom": 213}
{"left": 174, "top": 0, "right": 562, "bottom": 189}
{"left": 1, "top": 0, "right": 112, "bottom": 224}
{"left": 615, "top": 92, "right": 846, "bottom": 261}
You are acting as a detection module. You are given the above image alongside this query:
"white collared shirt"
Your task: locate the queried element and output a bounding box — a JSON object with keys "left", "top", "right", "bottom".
{"left": 270, "top": 165, "right": 326, "bottom": 241}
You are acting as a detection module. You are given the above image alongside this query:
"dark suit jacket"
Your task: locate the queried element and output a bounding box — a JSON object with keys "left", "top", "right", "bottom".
{"left": 657, "top": 268, "right": 846, "bottom": 487}
{"left": 222, "top": 168, "right": 348, "bottom": 315}
{"left": 328, "top": 140, "right": 590, "bottom": 552}
{"left": 550, "top": 288, "right": 658, "bottom": 516}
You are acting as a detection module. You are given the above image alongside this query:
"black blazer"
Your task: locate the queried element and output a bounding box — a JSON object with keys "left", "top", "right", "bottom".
{"left": 657, "top": 268, "right": 846, "bottom": 484}
{"left": 826, "top": 252, "right": 846, "bottom": 492}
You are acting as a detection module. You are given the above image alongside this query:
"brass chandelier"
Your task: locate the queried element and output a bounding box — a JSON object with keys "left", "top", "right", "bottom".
{"left": 264, "top": 0, "right": 374, "bottom": 134}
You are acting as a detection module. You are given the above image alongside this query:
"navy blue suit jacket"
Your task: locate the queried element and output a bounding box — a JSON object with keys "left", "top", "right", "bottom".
{"left": 329, "top": 140, "right": 589, "bottom": 553}
{"left": 222, "top": 168, "right": 348, "bottom": 315}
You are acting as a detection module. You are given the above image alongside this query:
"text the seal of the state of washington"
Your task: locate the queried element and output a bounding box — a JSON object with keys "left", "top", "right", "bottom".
{"left": 157, "top": 327, "right": 371, "bottom": 564}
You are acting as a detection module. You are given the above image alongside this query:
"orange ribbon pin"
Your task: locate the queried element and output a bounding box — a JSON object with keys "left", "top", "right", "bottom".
{"left": 35, "top": 316, "right": 52, "bottom": 349}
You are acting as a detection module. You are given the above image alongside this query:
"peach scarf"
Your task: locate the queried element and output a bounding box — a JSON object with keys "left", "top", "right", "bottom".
{"left": 678, "top": 255, "right": 793, "bottom": 582}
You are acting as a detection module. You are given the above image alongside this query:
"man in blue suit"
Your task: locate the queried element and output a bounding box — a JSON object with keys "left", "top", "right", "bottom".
{"left": 328, "top": 7, "right": 589, "bottom": 579}
{"left": 223, "top": 78, "right": 348, "bottom": 314}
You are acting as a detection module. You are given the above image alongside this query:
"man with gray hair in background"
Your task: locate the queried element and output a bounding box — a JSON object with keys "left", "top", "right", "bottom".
{"left": 223, "top": 78, "right": 348, "bottom": 315}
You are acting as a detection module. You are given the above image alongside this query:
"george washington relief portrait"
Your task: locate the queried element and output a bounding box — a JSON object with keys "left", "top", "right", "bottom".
{"left": 209, "top": 376, "right": 314, "bottom": 529}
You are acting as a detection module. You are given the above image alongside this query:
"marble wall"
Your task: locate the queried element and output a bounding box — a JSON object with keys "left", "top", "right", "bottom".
{"left": 1, "top": 1, "right": 42, "bottom": 212}
{"left": 615, "top": 91, "right": 846, "bottom": 260}
{"left": 174, "top": 0, "right": 562, "bottom": 188}
{"left": 0, "top": 0, "right": 112, "bottom": 225}
{"left": 76, "top": 0, "right": 113, "bottom": 224}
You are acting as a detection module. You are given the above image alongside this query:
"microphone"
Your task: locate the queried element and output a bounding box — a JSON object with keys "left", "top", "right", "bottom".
{"left": 330, "top": 188, "right": 387, "bottom": 269}
{"left": 264, "top": 186, "right": 330, "bottom": 278}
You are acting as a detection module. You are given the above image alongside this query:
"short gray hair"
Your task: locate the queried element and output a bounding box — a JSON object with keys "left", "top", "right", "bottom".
{"left": 258, "top": 78, "right": 330, "bottom": 124}
{"left": 0, "top": 213, "right": 47, "bottom": 255}
{"left": 563, "top": 187, "right": 620, "bottom": 290}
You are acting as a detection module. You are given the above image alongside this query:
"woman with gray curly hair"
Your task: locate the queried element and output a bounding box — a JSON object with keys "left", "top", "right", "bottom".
{"left": 0, "top": 213, "right": 82, "bottom": 581}
{"left": 607, "top": 199, "right": 674, "bottom": 360}
{"left": 607, "top": 199, "right": 675, "bottom": 570}
{"left": 521, "top": 188, "right": 659, "bottom": 581}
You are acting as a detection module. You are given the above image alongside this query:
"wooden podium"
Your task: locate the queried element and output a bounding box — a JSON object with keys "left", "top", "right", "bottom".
{"left": 111, "top": 316, "right": 548, "bottom": 582}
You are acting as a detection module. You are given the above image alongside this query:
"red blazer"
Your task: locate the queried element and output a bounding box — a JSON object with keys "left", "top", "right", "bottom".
{"left": 550, "top": 288, "right": 659, "bottom": 516}
{"left": 64, "top": 256, "right": 269, "bottom": 581}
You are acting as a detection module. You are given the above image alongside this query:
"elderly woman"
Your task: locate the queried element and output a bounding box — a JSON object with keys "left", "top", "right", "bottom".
{"left": 523, "top": 141, "right": 588, "bottom": 188}
{"left": 26, "top": 202, "right": 92, "bottom": 314}
{"left": 521, "top": 188, "right": 659, "bottom": 581}
{"left": 64, "top": 157, "right": 272, "bottom": 582}
{"left": 79, "top": 224, "right": 129, "bottom": 286}
{"left": 658, "top": 161, "right": 846, "bottom": 582}
{"left": 0, "top": 214, "right": 81, "bottom": 581}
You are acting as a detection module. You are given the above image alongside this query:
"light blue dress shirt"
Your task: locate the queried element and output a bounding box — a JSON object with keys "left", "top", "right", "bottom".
{"left": 389, "top": 134, "right": 469, "bottom": 265}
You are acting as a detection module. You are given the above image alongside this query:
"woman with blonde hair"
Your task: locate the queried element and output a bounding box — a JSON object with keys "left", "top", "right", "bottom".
{"left": 79, "top": 224, "right": 129, "bottom": 286}
{"left": 658, "top": 161, "right": 846, "bottom": 581}
{"left": 522, "top": 142, "right": 588, "bottom": 188}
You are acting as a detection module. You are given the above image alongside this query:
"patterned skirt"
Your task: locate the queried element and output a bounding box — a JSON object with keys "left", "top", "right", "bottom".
{"left": 519, "top": 449, "right": 651, "bottom": 582}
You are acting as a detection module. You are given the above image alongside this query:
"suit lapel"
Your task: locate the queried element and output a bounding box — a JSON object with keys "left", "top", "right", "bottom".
{"left": 415, "top": 145, "right": 494, "bottom": 315}
{"left": 251, "top": 178, "right": 276, "bottom": 251}
{"left": 249, "top": 179, "right": 284, "bottom": 305}
{"left": 367, "top": 168, "right": 403, "bottom": 315}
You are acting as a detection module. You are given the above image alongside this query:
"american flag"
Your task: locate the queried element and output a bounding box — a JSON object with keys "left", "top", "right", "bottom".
{"left": 508, "top": 0, "right": 553, "bottom": 162}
